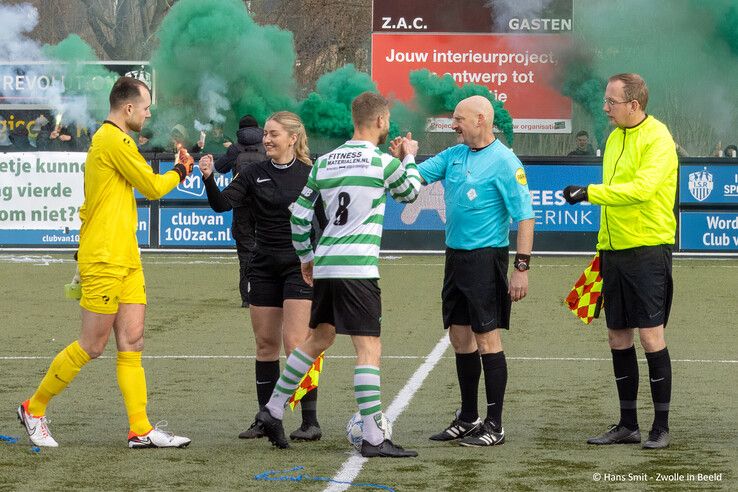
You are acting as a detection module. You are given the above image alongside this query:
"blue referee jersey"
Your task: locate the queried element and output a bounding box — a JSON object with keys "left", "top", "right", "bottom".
{"left": 418, "top": 140, "right": 534, "bottom": 250}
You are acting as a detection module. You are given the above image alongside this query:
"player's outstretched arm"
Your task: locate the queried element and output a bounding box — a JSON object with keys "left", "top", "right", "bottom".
{"left": 113, "top": 139, "right": 185, "bottom": 200}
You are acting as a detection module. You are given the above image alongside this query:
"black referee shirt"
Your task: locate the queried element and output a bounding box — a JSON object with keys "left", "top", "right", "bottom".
{"left": 204, "top": 159, "right": 319, "bottom": 253}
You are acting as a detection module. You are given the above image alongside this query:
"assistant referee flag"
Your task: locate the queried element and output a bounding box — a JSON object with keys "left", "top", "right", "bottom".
{"left": 566, "top": 253, "right": 603, "bottom": 324}
{"left": 288, "top": 352, "right": 324, "bottom": 410}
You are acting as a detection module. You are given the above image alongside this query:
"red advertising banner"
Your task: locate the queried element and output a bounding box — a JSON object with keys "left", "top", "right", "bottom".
{"left": 371, "top": 33, "right": 572, "bottom": 133}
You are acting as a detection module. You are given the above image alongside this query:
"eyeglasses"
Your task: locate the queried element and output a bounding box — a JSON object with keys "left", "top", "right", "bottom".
{"left": 603, "top": 97, "right": 630, "bottom": 107}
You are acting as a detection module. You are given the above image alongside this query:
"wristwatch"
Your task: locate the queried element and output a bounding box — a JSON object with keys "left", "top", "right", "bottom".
{"left": 513, "top": 253, "right": 530, "bottom": 272}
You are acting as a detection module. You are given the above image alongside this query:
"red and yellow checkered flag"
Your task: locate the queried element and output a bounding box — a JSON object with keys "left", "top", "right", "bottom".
{"left": 565, "top": 253, "right": 603, "bottom": 324}
{"left": 288, "top": 352, "right": 324, "bottom": 411}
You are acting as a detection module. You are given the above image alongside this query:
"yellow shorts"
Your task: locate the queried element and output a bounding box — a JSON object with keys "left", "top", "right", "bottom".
{"left": 79, "top": 263, "right": 147, "bottom": 314}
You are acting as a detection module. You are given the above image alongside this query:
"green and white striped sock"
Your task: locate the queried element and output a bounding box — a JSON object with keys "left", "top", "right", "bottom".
{"left": 265, "top": 348, "right": 313, "bottom": 419}
{"left": 355, "top": 365, "right": 384, "bottom": 446}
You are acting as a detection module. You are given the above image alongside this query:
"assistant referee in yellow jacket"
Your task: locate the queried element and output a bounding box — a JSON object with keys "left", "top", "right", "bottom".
{"left": 17, "top": 77, "right": 193, "bottom": 448}
{"left": 563, "top": 73, "right": 677, "bottom": 450}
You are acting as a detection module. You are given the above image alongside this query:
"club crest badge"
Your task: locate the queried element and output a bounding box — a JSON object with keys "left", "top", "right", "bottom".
{"left": 688, "top": 168, "right": 713, "bottom": 202}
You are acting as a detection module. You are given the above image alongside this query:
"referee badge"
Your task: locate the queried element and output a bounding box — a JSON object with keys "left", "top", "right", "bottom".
{"left": 515, "top": 168, "right": 527, "bottom": 186}
{"left": 467, "top": 188, "right": 477, "bottom": 201}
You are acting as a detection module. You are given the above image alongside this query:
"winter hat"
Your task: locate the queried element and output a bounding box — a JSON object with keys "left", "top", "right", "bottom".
{"left": 239, "top": 115, "right": 258, "bottom": 128}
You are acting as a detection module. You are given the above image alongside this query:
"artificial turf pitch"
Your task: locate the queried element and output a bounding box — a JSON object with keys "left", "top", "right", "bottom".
{"left": 0, "top": 253, "right": 736, "bottom": 491}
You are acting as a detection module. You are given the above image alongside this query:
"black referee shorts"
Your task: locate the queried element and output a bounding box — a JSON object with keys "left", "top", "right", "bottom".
{"left": 442, "top": 247, "right": 511, "bottom": 333}
{"left": 248, "top": 250, "right": 312, "bottom": 307}
{"left": 309, "top": 278, "right": 381, "bottom": 336}
{"left": 601, "top": 245, "right": 673, "bottom": 329}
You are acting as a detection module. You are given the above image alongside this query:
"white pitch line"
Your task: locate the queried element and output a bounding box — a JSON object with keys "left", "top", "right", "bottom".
{"left": 323, "top": 334, "right": 448, "bottom": 492}
{"left": 0, "top": 354, "right": 736, "bottom": 363}
{"left": 3, "top": 254, "right": 738, "bottom": 268}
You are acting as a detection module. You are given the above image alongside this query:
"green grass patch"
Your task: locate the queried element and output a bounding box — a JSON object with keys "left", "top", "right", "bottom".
{"left": 0, "top": 254, "right": 736, "bottom": 491}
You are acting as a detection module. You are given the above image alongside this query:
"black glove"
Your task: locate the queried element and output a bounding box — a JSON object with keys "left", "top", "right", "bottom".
{"left": 563, "top": 185, "right": 588, "bottom": 204}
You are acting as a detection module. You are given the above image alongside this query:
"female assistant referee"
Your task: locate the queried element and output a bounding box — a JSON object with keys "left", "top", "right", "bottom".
{"left": 199, "top": 111, "right": 324, "bottom": 441}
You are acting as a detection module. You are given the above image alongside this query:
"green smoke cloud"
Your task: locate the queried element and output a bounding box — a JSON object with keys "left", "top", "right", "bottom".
{"left": 396, "top": 69, "right": 514, "bottom": 145}
{"left": 298, "top": 64, "right": 376, "bottom": 138}
{"left": 150, "top": 0, "right": 296, "bottom": 145}
{"left": 149, "top": 0, "right": 518, "bottom": 152}
{"left": 716, "top": 5, "right": 738, "bottom": 56}
{"left": 554, "top": 50, "right": 608, "bottom": 147}
{"left": 573, "top": 0, "right": 738, "bottom": 153}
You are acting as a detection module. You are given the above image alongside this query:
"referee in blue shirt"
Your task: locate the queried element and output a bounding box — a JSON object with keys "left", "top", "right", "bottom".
{"left": 391, "top": 95, "right": 534, "bottom": 447}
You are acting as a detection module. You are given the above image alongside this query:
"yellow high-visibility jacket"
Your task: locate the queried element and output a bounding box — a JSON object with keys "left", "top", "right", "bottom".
{"left": 587, "top": 115, "right": 677, "bottom": 251}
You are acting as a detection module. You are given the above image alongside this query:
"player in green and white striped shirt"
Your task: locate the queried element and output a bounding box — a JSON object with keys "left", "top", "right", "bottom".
{"left": 255, "top": 92, "right": 422, "bottom": 458}
{"left": 290, "top": 138, "right": 420, "bottom": 278}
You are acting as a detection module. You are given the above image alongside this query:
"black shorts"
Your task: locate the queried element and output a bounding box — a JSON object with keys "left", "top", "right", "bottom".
{"left": 309, "top": 279, "right": 381, "bottom": 336}
{"left": 601, "top": 245, "right": 673, "bottom": 329}
{"left": 248, "top": 250, "right": 312, "bottom": 307}
{"left": 442, "top": 247, "right": 511, "bottom": 333}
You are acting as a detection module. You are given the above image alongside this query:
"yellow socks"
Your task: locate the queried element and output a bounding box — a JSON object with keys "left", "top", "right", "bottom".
{"left": 26, "top": 344, "right": 153, "bottom": 437}
{"left": 28, "top": 341, "right": 91, "bottom": 416}
{"left": 117, "top": 351, "right": 153, "bottom": 436}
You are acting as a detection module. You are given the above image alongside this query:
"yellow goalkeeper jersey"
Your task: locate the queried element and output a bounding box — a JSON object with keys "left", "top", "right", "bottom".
{"left": 78, "top": 121, "right": 180, "bottom": 268}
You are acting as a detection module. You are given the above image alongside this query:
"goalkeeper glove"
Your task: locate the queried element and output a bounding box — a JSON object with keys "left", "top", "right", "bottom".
{"left": 173, "top": 147, "right": 195, "bottom": 181}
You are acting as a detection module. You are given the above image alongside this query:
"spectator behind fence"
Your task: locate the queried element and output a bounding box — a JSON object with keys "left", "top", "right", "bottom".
{"left": 170, "top": 124, "right": 189, "bottom": 152}
{"left": 9, "top": 124, "right": 32, "bottom": 151}
{"left": 214, "top": 114, "right": 266, "bottom": 308}
{"left": 724, "top": 144, "right": 737, "bottom": 158}
{"left": 28, "top": 115, "right": 50, "bottom": 149}
{"left": 568, "top": 130, "right": 596, "bottom": 156}
{"left": 0, "top": 118, "right": 11, "bottom": 148}
{"left": 192, "top": 122, "right": 232, "bottom": 154}
{"left": 137, "top": 127, "right": 164, "bottom": 153}
{"left": 170, "top": 124, "right": 205, "bottom": 154}
{"left": 43, "top": 126, "right": 78, "bottom": 151}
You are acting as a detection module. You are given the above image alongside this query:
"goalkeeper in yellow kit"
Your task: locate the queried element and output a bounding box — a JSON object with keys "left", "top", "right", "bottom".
{"left": 17, "top": 77, "right": 194, "bottom": 448}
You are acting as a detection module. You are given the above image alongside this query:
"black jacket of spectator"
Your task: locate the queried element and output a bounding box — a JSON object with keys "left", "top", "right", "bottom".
{"left": 568, "top": 144, "right": 595, "bottom": 156}
{"left": 9, "top": 125, "right": 32, "bottom": 151}
{"left": 213, "top": 122, "right": 265, "bottom": 306}
{"left": 41, "top": 127, "right": 79, "bottom": 152}
{"left": 215, "top": 126, "right": 265, "bottom": 175}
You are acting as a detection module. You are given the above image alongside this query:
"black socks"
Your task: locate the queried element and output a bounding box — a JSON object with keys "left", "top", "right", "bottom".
{"left": 456, "top": 351, "right": 481, "bottom": 423}
{"left": 612, "top": 345, "right": 639, "bottom": 430}
{"left": 481, "top": 351, "right": 507, "bottom": 428}
{"left": 255, "top": 359, "right": 280, "bottom": 407}
{"left": 646, "top": 347, "right": 671, "bottom": 432}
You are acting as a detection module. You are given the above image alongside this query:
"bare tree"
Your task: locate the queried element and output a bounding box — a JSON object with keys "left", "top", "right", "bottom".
{"left": 10, "top": 0, "right": 174, "bottom": 60}
{"left": 78, "top": 0, "right": 173, "bottom": 59}
{"left": 6, "top": 0, "right": 89, "bottom": 47}
{"left": 251, "top": 0, "right": 372, "bottom": 90}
